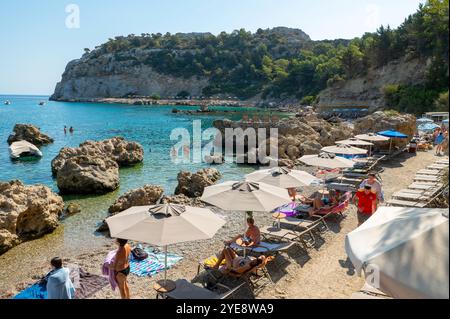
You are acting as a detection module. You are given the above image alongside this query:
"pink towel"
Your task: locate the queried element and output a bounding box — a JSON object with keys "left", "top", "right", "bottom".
{"left": 102, "top": 250, "right": 118, "bottom": 291}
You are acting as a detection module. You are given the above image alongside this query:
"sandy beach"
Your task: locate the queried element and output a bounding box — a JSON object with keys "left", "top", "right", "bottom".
{"left": 0, "top": 149, "right": 442, "bottom": 299}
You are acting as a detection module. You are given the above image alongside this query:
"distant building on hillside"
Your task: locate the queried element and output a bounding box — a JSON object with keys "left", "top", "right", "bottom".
{"left": 423, "top": 112, "right": 449, "bottom": 123}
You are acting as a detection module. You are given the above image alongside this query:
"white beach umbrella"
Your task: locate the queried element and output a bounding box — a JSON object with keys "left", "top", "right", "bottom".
{"left": 345, "top": 207, "right": 449, "bottom": 299}
{"left": 201, "top": 181, "right": 291, "bottom": 213}
{"left": 106, "top": 203, "right": 226, "bottom": 291}
{"left": 299, "top": 152, "right": 355, "bottom": 169}
{"left": 245, "top": 167, "right": 320, "bottom": 189}
{"left": 321, "top": 144, "right": 368, "bottom": 155}
{"left": 355, "top": 133, "right": 390, "bottom": 142}
{"left": 336, "top": 138, "right": 374, "bottom": 147}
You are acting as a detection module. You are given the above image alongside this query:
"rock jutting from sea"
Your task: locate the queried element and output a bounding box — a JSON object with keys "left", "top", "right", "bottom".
{"left": 7, "top": 124, "right": 54, "bottom": 146}
{"left": 51, "top": 137, "right": 144, "bottom": 195}
{"left": 174, "top": 168, "right": 222, "bottom": 198}
{"left": 0, "top": 180, "right": 65, "bottom": 254}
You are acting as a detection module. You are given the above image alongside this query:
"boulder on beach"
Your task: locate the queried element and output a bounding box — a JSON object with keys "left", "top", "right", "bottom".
{"left": 354, "top": 111, "right": 416, "bottom": 148}
{"left": 0, "top": 180, "right": 64, "bottom": 254}
{"left": 56, "top": 156, "right": 120, "bottom": 195}
{"left": 7, "top": 124, "right": 54, "bottom": 146}
{"left": 108, "top": 185, "right": 164, "bottom": 214}
{"left": 160, "top": 194, "right": 207, "bottom": 207}
{"left": 174, "top": 168, "right": 222, "bottom": 198}
{"left": 51, "top": 137, "right": 144, "bottom": 176}
{"left": 64, "top": 203, "right": 81, "bottom": 216}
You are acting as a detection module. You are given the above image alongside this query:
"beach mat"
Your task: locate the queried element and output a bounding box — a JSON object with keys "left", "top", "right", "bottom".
{"left": 129, "top": 247, "right": 183, "bottom": 277}
{"left": 13, "top": 267, "right": 108, "bottom": 299}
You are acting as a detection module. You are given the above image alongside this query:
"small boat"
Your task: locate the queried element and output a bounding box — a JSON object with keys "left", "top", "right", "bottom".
{"left": 4, "top": 100, "right": 11, "bottom": 105}
{"left": 38, "top": 101, "right": 46, "bottom": 106}
{"left": 9, "top": 140, "right": 43, "bottom": 160}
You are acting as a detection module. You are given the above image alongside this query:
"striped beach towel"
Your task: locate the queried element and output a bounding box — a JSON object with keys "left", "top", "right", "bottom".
{"left": 129, "top": 247, "right": 183, "bottom": 277}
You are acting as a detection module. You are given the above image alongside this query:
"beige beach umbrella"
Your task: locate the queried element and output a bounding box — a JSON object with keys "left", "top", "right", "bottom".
{"left": 336, "top": 138, "right": 374, "bottom": 147}
{"left": 345, "top": 207, "right": 449, "bottom": 299}
{"left": 201, "top": 181, "right": 291, "bottom": 213}
{"left": 299, "top": 152, "right": 355, "bottom": 169}
{"left": 245, "top": 167, "right": 320, "bottom": 189}
{"left": 355, "top": 133, "right": 390, "bottom": 142}
{"left": 321, "top": 144, "right": 368, "bottom": 156}
{"left": 106, "top": 203, "right": 226, "bottom": 291}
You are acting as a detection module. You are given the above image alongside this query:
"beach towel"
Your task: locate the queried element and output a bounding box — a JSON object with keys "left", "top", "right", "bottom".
{"left": 275, "top": 202, "right": 300, "bottom": 217}
{"left": 129, "top": 247, "right": 183, "bottom": 277}
{"left": 102, "top": 250, "right": 118, "bottom": 291}
{"left": 13, "top": 266, "right": 109, "bottom": 299}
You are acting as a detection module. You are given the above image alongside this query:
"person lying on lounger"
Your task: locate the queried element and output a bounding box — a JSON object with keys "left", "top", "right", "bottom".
{"left": 306, "top": 190, "right": 340, "bottom": 216}
{"left": 224, "top": 217, "right": 261, "bottom": 247}
{"left": 212, "top": 247, "right": 266, "bottom": 275}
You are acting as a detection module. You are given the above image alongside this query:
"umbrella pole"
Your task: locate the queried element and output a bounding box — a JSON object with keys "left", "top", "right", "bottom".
{"left": 389, "top": 139, "right": 392, "bottom": 155}
{"left": 164, "top": 245, "right": 168, "bottom": 286}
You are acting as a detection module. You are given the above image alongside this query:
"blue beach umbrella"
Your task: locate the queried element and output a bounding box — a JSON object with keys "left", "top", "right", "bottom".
{"left": 418, "top": 123, "right": 441, "bottom": 132}
{"left": 443, "top": 119, "right": 449, "bottom": 126}
{"left": 378, "top": 130, "right": 408, "bottom": 154}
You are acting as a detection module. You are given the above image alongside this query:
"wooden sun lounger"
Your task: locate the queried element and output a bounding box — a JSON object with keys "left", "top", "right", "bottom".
{"left": 408, "top": 182, "right": 443, "bottom": 190}
{"left": 414, "top": 175, "right": 441, "bottom": 182}
{"left": 417, "top": 169, "right": 444, "bottom": 176}
{"left": 386, "top": 199, "right": 428, "bottom": 208}
{"left": 435, "top": 159, "right": 449, "bottom": 164}
{"left": 392, "top": 192, "right": 431, "bottom": 201}
{"left": 156, "top": 279, "right": 245, "bottom": 299}
{"left": 428, "top": 164, "right": 448, "bottom": 170}
{"left": 260, "top": 226, "right": 316, "bottom": 250}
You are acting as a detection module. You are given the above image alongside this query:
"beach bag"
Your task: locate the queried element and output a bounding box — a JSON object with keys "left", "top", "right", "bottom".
{"left": 131, "top": 247, "right": 148, "bottom": 261}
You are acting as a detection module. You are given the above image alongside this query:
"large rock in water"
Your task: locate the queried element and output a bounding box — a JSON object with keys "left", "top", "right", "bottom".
{"left": 174, "top": 168, "right": 221, "bottom": 198}
{"left": 0, "top": 181, "right": 64, "bottom": 254}
{"left": 51, "top": 137, "right": 144, "bottom": 175}
{"left": 7, "top": 124, "right": 54, "bottom": 146}
{"left": 108, "top": 185, "right": 164, "bottom": 214}
{"left": 354, "top": 111, "right": 416, "bottom": 148}
{"left": 56, "top": 156, "right": 120, "bottom": 195}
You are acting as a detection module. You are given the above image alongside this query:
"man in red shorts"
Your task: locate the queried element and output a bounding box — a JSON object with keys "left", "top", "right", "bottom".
{"left": 353, "top": 184, "right": 377, "bottom": 226}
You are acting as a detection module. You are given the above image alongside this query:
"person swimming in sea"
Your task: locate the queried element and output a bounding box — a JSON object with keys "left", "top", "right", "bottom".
{"left": 64, "top": 126, "right": 67, "bottom": 134}
{"left": 69, "top": 126, "right": 74, "bottom": 134}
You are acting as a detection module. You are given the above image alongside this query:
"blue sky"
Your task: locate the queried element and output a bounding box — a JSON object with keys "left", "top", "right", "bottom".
{"left": 0, "top": 0, "right": 425, "bottom": 95}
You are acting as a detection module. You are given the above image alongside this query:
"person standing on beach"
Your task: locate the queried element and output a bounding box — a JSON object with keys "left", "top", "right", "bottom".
{"left": 435, "top": 131, "right": 445, "bottom": 155}
{"left": 353, "top": 185, "right": 377, "bottom": 226}
{"left": 359, "top": 173, "right": 384, "bottom": 204}
{"left": 45, "top": 257, "right": 75, "bottom": 299}
{"left": 111, "top": 238, "right": 131, "bottom": 299}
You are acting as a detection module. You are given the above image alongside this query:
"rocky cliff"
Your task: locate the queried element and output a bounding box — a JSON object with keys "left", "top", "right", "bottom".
{"left": 317, "top": 57, "right": 429, "bottom": 112}
{"left": 51, "top": 51, "right": 209, "bottom": 101}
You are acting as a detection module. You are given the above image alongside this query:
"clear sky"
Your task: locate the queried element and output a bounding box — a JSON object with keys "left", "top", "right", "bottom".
{"left": 0, "top": 0, "right": 425, "bottom": 95}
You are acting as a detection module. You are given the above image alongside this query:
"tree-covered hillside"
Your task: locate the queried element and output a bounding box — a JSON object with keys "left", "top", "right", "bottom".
{"left": 84, "top": 0, "right": 448, "bottom": 114}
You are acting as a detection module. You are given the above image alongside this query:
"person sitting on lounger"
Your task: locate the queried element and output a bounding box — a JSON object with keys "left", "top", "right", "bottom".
{"left": 212, "top": 247, "right": 266, "bottom": 275}
{"left": 225, "top": 217, "right": 261, "bottom": 247}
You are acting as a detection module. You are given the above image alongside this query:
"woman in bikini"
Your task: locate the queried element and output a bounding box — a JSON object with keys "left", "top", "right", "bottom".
{"left": 113, "top": 238, "right": 131, "bottom": 299}
{"left": 212, "top": 247, "right": 265, "bottom": 275}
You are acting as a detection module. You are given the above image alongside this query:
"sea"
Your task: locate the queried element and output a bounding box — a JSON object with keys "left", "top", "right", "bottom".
{"left": 0, "top": 94, "right": 273, "bottom": 269}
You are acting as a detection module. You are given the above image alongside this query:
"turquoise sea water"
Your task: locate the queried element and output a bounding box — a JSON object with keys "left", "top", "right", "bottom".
{"left": 0, "top": 95, "right": 264, "bottom": 256}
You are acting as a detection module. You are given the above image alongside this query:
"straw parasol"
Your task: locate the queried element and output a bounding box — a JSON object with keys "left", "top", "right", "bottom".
{"left": 321, "top": 144, "right": 368, "bottom": 156}
{"left": 106, "top": 203, "right": 226, "bottom": 292}
{"left": 345, "top": 207, "right": 449, "bottom": 299}
{"left": 245, "top": 167, "right": 320, "bottom": 189}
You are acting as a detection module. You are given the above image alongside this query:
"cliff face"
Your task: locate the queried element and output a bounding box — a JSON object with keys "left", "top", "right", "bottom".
{"left": 317, "top": 57, "right": 429, "bottom": 112}
{"left": 51, "top": 49, "right": 209, "bottom": 101}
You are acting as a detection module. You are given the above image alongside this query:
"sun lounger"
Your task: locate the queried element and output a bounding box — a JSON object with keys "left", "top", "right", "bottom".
{"left": 230, "top": 241, "right": 296, "bottom": 258}
{"left": 408, "top": 182, "right": 443, "bottom": 190}
{"left": 428, "top": 164, "right": 448, "bottom": 169}
{"left": 414, "top": 175, "right": 441, "bottom": 182}
{"left": 156, "top": 279, "right": 245, "bottom": 299}
{"left": 386, "top": 199, "right": 428, "bottom": 208}
{"left": 417, "top": 169, "right": 443, "bottom": 176}
{"left": 260, "top": 226, "right": 316, "bottom": 250}
{"left": 392, "top": 192, "right": 430, "bottom": 201}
